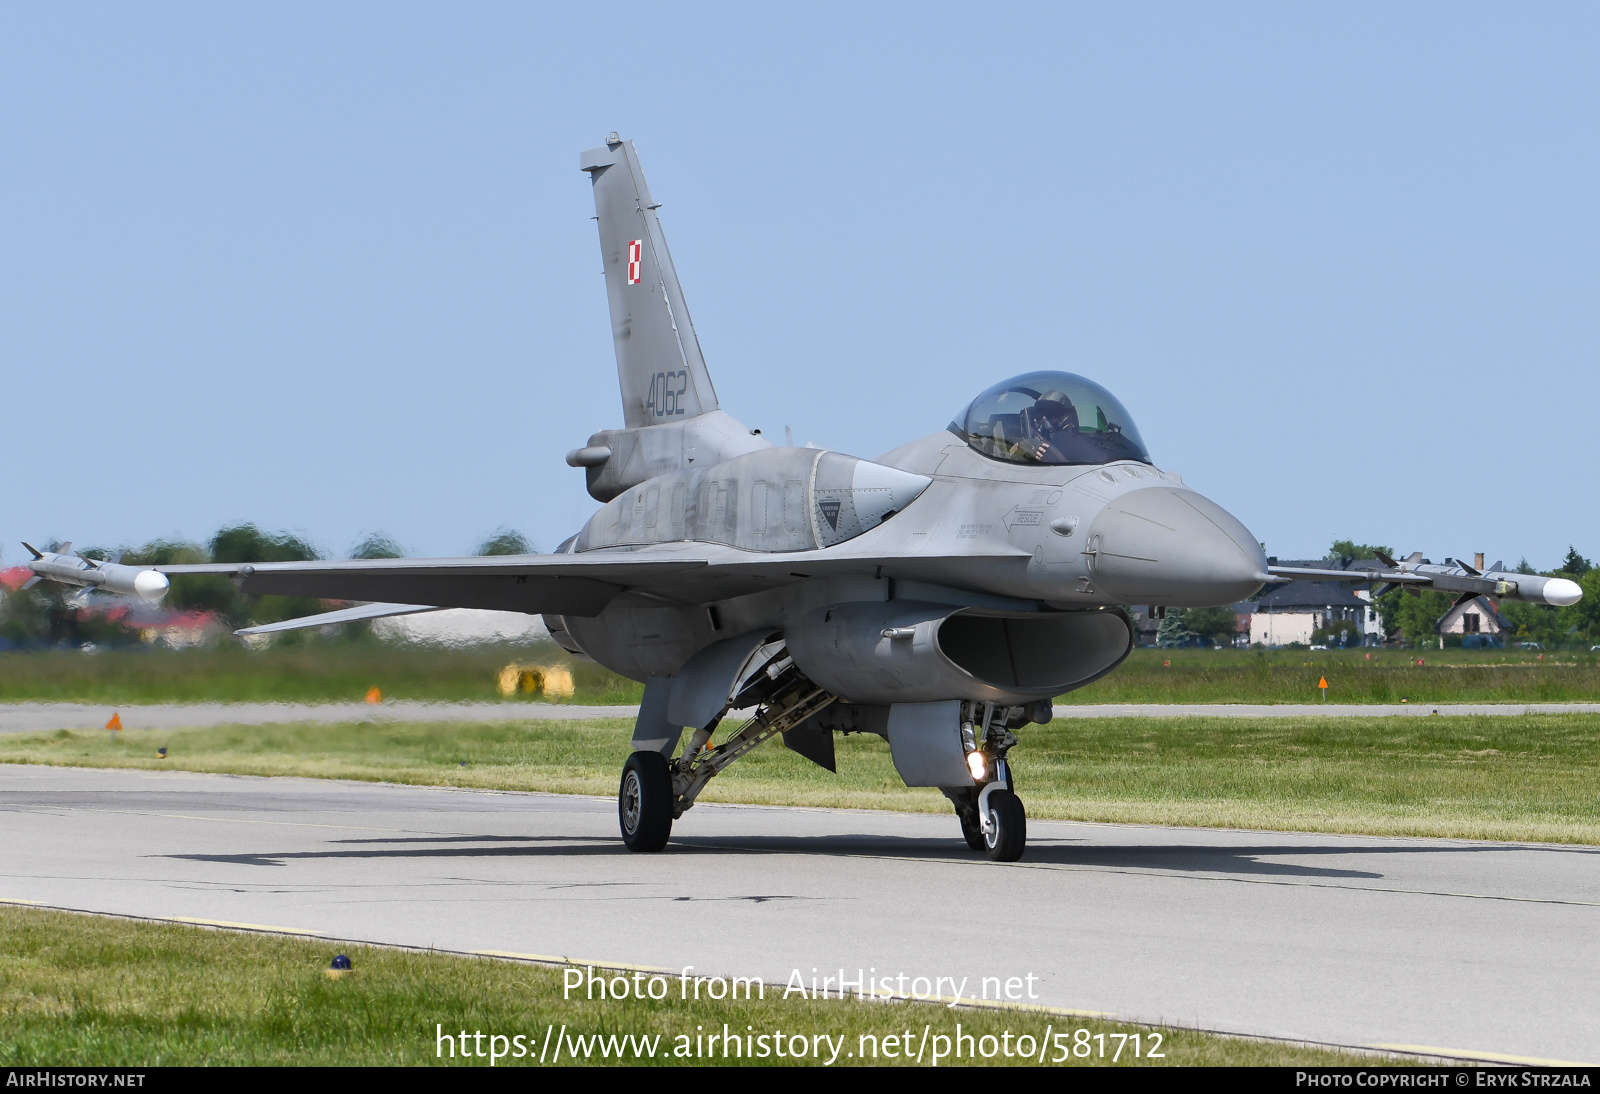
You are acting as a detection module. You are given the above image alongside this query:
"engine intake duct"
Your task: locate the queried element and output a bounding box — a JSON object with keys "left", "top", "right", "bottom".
{"left": 785, "top": 601, "right": 1133, "bottom": 706}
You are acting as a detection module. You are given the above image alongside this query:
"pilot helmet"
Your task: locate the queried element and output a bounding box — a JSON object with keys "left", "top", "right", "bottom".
{"left": 1035, "top": 390, "right": 1076, "bottom": 429}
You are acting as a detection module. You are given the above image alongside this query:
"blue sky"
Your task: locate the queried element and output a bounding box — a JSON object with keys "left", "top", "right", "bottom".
{"left": 4, "top": 4, "right": 1596, "bottom": 567}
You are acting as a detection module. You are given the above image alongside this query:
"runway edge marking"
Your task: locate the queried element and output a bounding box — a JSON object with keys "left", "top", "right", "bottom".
{"left": 169, "top": 916, "right": 322, "bottom": 936}
{"left": 1375, "top": 1044, "right": 1597, "bottom": 1068}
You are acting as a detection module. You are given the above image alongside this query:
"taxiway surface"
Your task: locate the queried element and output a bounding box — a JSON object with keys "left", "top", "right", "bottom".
{"left": 4, "top": 700, "right": 1599, "bottom": 733}
{"left": 3, "top": 764, "right": 1596, "bottom": 1064}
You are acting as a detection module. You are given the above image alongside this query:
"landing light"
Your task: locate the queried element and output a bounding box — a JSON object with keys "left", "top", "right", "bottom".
{"left": 967, "top": 752, "right": 987, "bottom": 780}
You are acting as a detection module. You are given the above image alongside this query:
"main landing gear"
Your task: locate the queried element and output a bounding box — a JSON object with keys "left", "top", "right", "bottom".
{"left": 618, "top": 657, "right": 836, "bottom": 853}
{"left": 618, "top": 751, "right": 674, "bottom": 852}
{"left": 945, "top": 702, "right": 1030, "bottom": 862}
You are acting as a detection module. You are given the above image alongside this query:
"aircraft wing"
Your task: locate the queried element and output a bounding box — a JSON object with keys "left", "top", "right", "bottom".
{"left": 157, "top": 551, "right": 710, "bottom": 617}
{"left": 156, "top": 541, "right": 1037, "bottom": 623}
{"left": 1267, "top": 564, "right": 1433, "bottom": 585}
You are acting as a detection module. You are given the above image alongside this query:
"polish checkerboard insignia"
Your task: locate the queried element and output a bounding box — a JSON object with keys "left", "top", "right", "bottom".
{"left": 627, "top": 240, "right": 642, "bottom": 285}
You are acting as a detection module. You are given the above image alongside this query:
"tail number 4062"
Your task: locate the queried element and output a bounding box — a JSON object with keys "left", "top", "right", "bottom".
{"left": 647, "top": 370, "right": 689, "bottom": 417}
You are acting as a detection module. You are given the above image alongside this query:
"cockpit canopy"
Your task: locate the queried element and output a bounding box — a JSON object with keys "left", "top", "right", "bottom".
{"left": 952, "top": 371, "right": 1151, "bottom": 467}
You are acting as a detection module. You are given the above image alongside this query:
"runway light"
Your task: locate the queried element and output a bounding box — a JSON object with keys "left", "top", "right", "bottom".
{"left": 966, "top": 752, "right": 987, "bottom": 780}
{"left": 327, "top": 954, "right": 354, "bottom": 979}
{"left": 157, "top": 747, "right": 167, "bottom": 759}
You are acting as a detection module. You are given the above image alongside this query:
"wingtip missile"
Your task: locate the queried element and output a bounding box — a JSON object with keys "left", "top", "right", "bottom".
{"left": 24, "top": 545, "right": 170, "bottom": 601}
{"left": 1267, "top": 554, "right": 1583, "bottom": 607}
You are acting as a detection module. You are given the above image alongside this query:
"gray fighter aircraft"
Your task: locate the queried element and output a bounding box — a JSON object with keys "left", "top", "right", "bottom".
{"left": 29, "top": 135, "right": 1583, "bottom": 861}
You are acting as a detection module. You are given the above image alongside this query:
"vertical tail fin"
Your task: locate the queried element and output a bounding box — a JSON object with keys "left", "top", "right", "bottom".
{"left": 581, "top": 135, "right": 719, "bottom": 428}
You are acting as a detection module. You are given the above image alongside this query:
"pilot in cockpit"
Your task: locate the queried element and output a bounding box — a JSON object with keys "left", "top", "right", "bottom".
{"left": 1012, "top": 389, "right": 1078, "bottom": 462}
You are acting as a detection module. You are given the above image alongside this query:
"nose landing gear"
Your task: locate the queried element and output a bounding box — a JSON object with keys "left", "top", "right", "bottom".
{"left": 950, "top": 761, "right": 1027, "bottom": 861}
{"left": 951, "top": 782, "right": 1027, "bottom": 861}
{"left": 946, "top": 705, "right": 1029, "bottom": 862}
{"left": 979, "top": 784, "right": 1026, "bottom": 861}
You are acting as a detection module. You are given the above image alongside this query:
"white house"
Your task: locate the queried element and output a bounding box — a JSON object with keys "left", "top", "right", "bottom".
{"left": 1435, "top": 596, "right": 1512, "bottom": 646}
{"left": 1248, "top": 574, "right": 1380, "bottom": 647}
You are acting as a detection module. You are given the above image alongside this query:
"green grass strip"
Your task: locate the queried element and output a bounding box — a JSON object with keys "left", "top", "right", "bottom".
{"left": 0, "top": 906, "right": 1385, "bottom": 1066}
{"left": 0, "top": 644, "right": 642, "bottom": 705}
{"left": 6, "top": 712, "right": 1600, "bottom": 844}
{"left": 1062, "top": 649, "right": 1600, "bottom": 705}
{"left": 3, "top": 645, "right": 1599, "bottom": 706}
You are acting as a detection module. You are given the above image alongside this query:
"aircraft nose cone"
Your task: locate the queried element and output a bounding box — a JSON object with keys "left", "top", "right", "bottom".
{"left": 1085, "top": 486, "right": 1268, "bottom": 607}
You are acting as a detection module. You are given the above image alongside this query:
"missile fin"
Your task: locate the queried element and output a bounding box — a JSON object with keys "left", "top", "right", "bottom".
{"left": 20, "top": 576, "right": 40, "bottom": 591}
{"left": 21, "top": 542, "right": 43, "bottom": 560}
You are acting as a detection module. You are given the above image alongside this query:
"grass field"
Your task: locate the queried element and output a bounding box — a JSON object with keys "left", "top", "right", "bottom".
{"left": 0, "top": 906, "right": 1386, "bottom": 1066}
{"left": 0, "top": 642, "right": 642, "bottom": 705}
{"left": 2, "top": 644, "right": 1596, "bottom": 706}
{"left": 1061, "top": 647, "right": 1600, "bottom": 705}
{"left": 7, "top": 711, "right": 1600, "bottom": 844}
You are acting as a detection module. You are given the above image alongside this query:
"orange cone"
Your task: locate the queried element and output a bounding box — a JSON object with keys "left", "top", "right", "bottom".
{"left": 365, "top": 687, "right": 381, "bottom": 704}
{"left": 106, "top": 713, "right": 122, "bottom": 731}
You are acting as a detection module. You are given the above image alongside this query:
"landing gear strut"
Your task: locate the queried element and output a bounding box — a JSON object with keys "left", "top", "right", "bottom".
{"left": 617, "top": 656, "right": 836, "bottom": 852}
{"left": 944, "top": 701, "right": 1031, "bottom": 862}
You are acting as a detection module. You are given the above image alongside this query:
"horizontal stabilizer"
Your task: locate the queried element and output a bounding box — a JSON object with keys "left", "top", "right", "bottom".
{"left": 235, "top": 602, "right": 442, "bottom": 637}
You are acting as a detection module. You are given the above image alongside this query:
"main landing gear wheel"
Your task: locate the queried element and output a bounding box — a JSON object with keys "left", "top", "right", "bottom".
{"left": 958, "top": 810, "right": 987, "bottom": 852}
{"left": 983, "top": 789, "right": 1026, "bottom": 862}
{"left": 619, "top": 751, "right": 674, "bottom": 852}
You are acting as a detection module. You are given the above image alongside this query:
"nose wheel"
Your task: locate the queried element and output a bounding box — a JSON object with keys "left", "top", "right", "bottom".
{"left": 947, "top": 709, "right": 1029, "bottom": 862}
{"left": 958, "top": 809, "right": 987, "bottom": 852}
{"left": 948, "top": 763, "right": 1028, "bottom": 862}
{"left": 979, "top": 788, "right": 1026, "bottom": 861}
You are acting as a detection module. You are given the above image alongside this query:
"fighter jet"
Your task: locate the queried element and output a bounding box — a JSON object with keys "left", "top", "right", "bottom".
{"left": 28, "top": 135, "right": 1582, "bottom": 861}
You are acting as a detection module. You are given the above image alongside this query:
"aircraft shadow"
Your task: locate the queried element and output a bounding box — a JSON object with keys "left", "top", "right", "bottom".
{"left": 151, "top": 830, "right": 1540, "bottom": 880}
